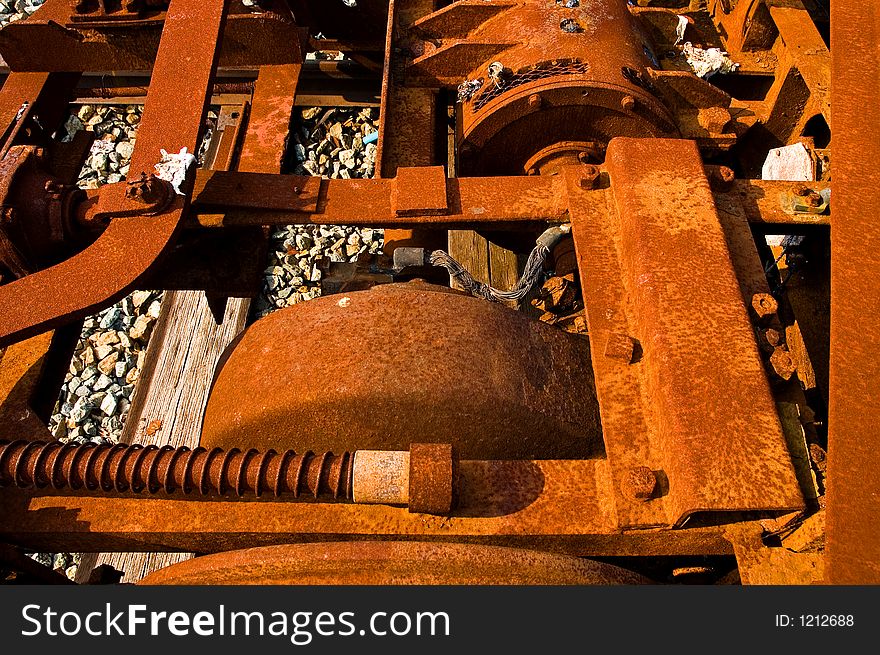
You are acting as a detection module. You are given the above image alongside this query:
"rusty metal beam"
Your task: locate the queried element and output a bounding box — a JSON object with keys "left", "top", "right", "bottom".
{"left": 825, "top": 2, "right": 880, "bottom": 584}
{"left": 236, "top": 64, "right": 302, "bottom": 174}
{"left": 0, "top": 0, "right": 303, "bottom": 72}
{"left": 567, "top": 138, "right": 804, "bottom": 528}
{"left": 0, "top": 466, "right": 736, "bottom": 558}
{"left": 185, "top": 169, "right": 829, "bottom": 230}
{"left": 189, "top": 169, "right": 568, "bottom": 228}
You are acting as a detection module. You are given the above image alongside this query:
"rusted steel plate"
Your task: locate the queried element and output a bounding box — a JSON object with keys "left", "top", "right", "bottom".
{"left": 570, "top": 137, "right": 803, "bottom": 528}
{"left": 190, "top": 170, "right": 567, "bottom": 227}
{"left": 0, "top": 0, "right": 303, "bottom": 72}
{"left": 719, "top": 180, "right": 831, "bottom": 228}
{"left": 565, "top": 164, "right": 665, "bottom": 530}
{"left": 0, "top": 0, "right": 226, "bottom": 348}
{"left": 0, "top": 461, "right": 737, "bottom": 557}
{"left": 0, "top": 332, "right": 56, "bottom": 442}
{"left": 202, "top": 283, "right": 602, "bottom": 460}
{"left": 0, "top": 323, "right": 80, "bottom": 442}
{"left": 768, "top": 5, "right": 830, "bottom": 122}
{"left": 0, "top": 72, "right": 79, "bottom": 154}
{"left": 236, "top": 64, "right": 302, "bottom": 174}
{"left": 825, "top": 3, "right": 880, "bottom": 584}
{"left": 375, "top": 0, "right": 437, "bottom": 178}
{"left": 393, "top": 166, "right": 448, "bottom": 215}
{"left": 605, "top": 138, "right": 802, "bottom": 523}
{"left": 138, "top": 542, "right": 649, "bottom": 585}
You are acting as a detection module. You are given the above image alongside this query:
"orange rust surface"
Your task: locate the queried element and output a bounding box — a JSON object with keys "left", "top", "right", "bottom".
{"left": 0, "top": 460, "right": 738, "bottom": 558}
{"left": 201, "top": 283, "right": 603, "bottom": 460}
{"left": 0, "top": 332, "right": 54, "bottom": 442}
{"left": 568, "top": 139, "right": 803, "bottom": 529}
{"left": 138, "top": 542, "right": 650, "bottom": 585}
{"left": 825, "top": 2, "right": 880, "bottom": 584}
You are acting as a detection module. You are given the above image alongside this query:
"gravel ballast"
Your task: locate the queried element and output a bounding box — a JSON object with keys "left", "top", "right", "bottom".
{"left": 0, "top": 0, "right": 44, "bottom": 27}
{"left": 251, "top": 106, "right": 383, "bottom": 319}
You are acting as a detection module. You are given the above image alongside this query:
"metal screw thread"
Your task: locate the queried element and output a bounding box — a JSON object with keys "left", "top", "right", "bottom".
{"left": 0, "top": 440, "right": 353, "bottom": 500}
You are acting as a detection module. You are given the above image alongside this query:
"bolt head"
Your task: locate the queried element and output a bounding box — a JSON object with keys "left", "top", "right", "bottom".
{"left": 762, "top": 327, "right": 782, "bottom": 347}
{"left": 621, "top": 95, "right": 637, "bottom": 111}
{"left": 604, "top": 332, "right": 636, "bottom": 363}
{"left": 578, "top": 164, "right": 601, "bottom": 190}
{"left": 770, "top": 347, "right": 797, "bottom": 380}
{"left": 751, "top": 293, "right": 778, "bottom": 319}
{"left": 624, "top": 466, "right": 657, "bottom": 501}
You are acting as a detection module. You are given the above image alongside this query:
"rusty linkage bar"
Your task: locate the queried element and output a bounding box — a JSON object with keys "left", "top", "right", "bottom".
{"left": 0, "top": 440, "right": 456, "bottom": 515}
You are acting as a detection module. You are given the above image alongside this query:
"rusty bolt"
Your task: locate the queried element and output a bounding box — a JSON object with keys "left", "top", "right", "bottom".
{"left": 809, "top": 443, "right": 827, "bottom": 473}
{"left": 125, "top": 173, "right": 168, "bottom": 205}
{"left": 578, "top": 164, "right": 601, "bottom": 190}
{"left": 791, "top": 185, "right": 823, "bottom": 208}
{"left": 751, "top": 293, "right": 778, "bottom": 319}
{"left": 527, "top": 167, "right": 539, "bottom": 176}
{"left": 576, "top": 151, "right": 590, "bottom": 164}
{"left": 624, "top": 466, "right": 657, "bottom": 501}
{"left": 763, "top": 327, "right": 782, "bottom": 347}
{"left": 705, "top": 165, "right": 735, "bottom": 192}
{"left": 528, "top": 93, "right": 542, "bottom": 110}
{"left": 770, "top": 346, "right": 797, "bottom": 380}
{"left": 621, "top": 95, "right": 636, "bottom": 111}
{"left": 409, "top": 443, "right": 458, "bottom": 515}
{"left": 604, "top": 332, "right": 636, "bottom": 363}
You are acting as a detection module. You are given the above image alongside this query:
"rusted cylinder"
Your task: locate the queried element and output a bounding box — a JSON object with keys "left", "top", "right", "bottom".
{"left": 201, "top": 283, "right": 603, "bottom": 460}
{"left": 0, "top": 440, "right": 352, "bottom": 499}
{"left": 457, "top": 0, "right": 676, "bottom": 175}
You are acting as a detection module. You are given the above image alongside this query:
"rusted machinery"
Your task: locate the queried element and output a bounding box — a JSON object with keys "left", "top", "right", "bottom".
{"left": 0, "top": 0, "right": 870, "bottom": 585}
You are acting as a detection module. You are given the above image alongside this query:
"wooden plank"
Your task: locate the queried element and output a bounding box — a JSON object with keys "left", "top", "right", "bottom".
{"left": 488, "top": 240, "right": 520, "bottom": 291}
{"left": 447, "top": 230, "right": 489, "bottom": 292}
{"left": 76, "top": 292, "right": 251, "bottom": 583}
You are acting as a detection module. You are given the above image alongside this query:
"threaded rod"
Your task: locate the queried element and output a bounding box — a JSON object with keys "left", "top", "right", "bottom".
{"left": 0, "top": 440, "right": 353, "bottom": 500}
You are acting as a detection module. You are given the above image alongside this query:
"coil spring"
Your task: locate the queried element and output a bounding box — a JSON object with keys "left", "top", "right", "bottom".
{"left": 0, "top": 440, "right": 353, "bottom": 500}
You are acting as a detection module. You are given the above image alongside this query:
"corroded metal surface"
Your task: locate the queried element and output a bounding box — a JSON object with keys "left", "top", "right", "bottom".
{"left": 567, "top": 139, "right": 803, "bottom": 527}
{"left": 825, "top": 2, "right": 880, "bottom": 584}
{"left": 0, "top": 0, "right": 841, "bottom": 585}
{"left": 0, "top": 476, "right": 740, "bottom": 557}
{"left": 187, "top": 169, "right": 815, "bottom": 229}
{"left": 202, "top": 282, "right": 603, "bottom": 460}
{"left": 137, "top": 542, "right": 650, "bottom": 585}
{"left": 440, "top": 0, "right": 677, "bottom": 175}
{"left": 0, "top": 0, "right": 304, "bottom": 71}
